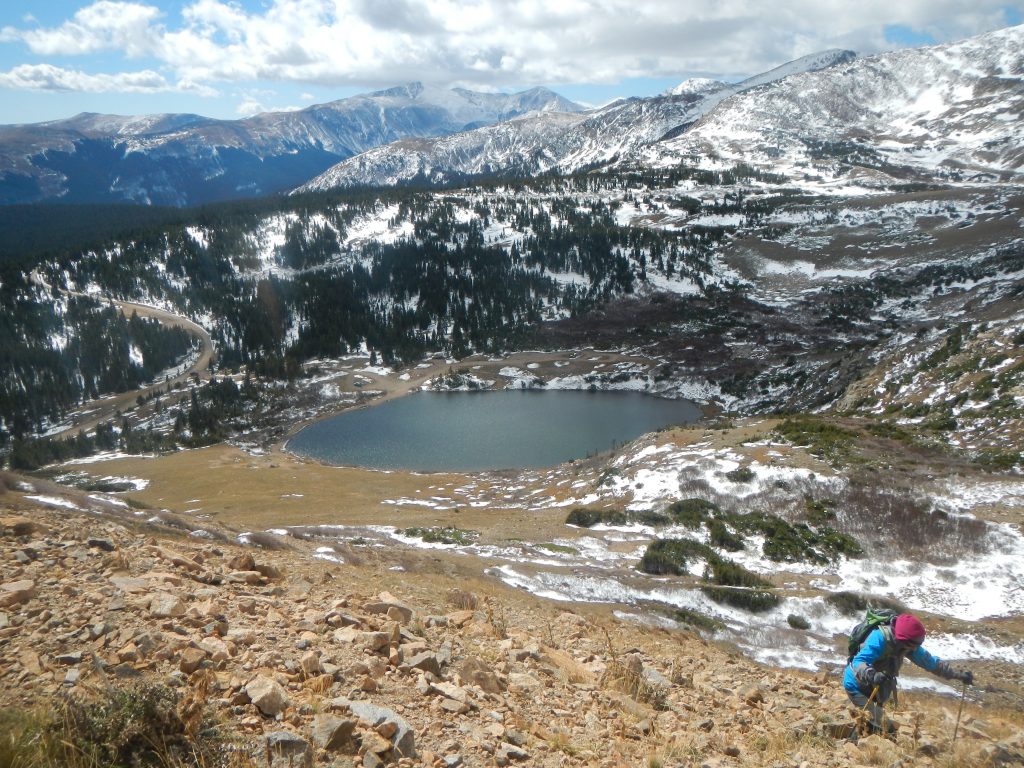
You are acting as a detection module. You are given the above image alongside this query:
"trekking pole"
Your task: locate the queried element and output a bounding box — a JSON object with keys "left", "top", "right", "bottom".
{"left": 952, "top": 679, "right": 967, "bottom": 746}
{"left": 859, "top": 686, "right": 880, "bottom": 737}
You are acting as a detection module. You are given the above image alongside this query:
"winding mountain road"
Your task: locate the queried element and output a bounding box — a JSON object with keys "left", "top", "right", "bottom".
{"left": 31, "top": 273, "right": 215, "bottom": 439}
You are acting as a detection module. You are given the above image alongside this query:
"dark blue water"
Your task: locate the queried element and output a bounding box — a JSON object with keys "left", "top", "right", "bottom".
{"left": 287, "top": 390, "right": 702, "bottom": 471}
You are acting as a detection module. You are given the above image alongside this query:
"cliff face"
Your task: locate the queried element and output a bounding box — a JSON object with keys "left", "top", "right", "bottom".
{"left": 1, "top": 486, "right": 1022, "bottom": 768}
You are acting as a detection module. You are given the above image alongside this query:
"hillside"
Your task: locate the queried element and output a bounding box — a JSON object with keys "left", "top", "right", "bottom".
{"left": 2, "top": 489, "right": 1022, "bottom": 767}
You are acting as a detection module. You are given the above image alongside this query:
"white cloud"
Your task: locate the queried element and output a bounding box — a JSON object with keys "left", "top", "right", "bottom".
{"left": 234, "top": 89, "right": 305, "bottom": 115}
{"left": 1, "top": 0, "right": 1021, "bottom": 95}
{"left": 0, "top": 63, "right": 218, "bottom": 95}
{"left": 12, "top": 1, "right": 162, "bottom": 58}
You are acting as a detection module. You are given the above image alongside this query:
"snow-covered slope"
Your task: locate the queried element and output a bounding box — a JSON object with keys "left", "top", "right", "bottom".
{"left": 664, "top": 78, "right": 728, "bottom": 97}
{"left": 298, "top": 50, "right": 856, "bottom": 191}
{"left": 0, "top": 84, "right": 581, "bottom": 206}
{"left": 643, "top": 26, "right": 1024, "bottom": 182}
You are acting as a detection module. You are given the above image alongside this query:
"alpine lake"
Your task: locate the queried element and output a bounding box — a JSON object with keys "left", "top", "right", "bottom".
{"left": 287, "top": 390, "right": 703, "bottom": 472}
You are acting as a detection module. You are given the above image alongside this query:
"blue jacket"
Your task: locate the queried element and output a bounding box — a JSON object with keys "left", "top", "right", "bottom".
{"left": 843, "top": 626, "right": 954, "bottom": 696}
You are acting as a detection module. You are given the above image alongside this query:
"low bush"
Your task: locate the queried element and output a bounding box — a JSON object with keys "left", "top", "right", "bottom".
{"left": 565, "top": 508, "right": 627, "bottom": 528}
{"left": 631, "top": 511, "right": 672, "bottom": 527}
{"left": 705, "top": 559, "right": 772, "bottom": 589}
{"left": 671, "top": 607, "right": 725, "bottom": 633}
{"left": 536, "top": 542, "right": 578, "bottom": 555}
{"left": 666, "top": 498, "right": 718, "bottom": 528}
{"left": 638, "top": 538, "right": 715, "bottom": 576}
{"left": 725, "top": 466, "right": 756, "bottom": 483}
{"left": 708, "top": 519, "right": 744, "bottom": 551}
{"left": 700, "top": 585, "right": 780, "bottom": 613}
{"left": 774, "top": 417, "right": 857, "bottom": 465}
{"left": 787, "top": 614, "right": 811, "bottom": 630}
{"left": 0, "top": 683, "right": 229, "bottom": 768}
{"left": 402, "top": 526, "right": 479, "bottom": 546}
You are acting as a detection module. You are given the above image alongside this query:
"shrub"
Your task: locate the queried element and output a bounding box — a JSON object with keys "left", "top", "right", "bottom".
{"left": 700, "top": 585, "right": 780, "bottom": 613}
{"left": 804, "top": 497, "right": 836, "bottom": 524}
{"left": 774, "top": 417, "right": 857, "bottom": 465}
{"left": 631, "top": 511, "right": 672, "bottom": 527}
{"left": 787, "top": 614, "right": 811, "bottom": 630}
{"left": 0, "top": 683, "right": 226, "bottom": 768}
{"left": 637, "top": 538, "right": 714, "bottom": 576}
{"left": 671, "top": 608, "right": 725, "bottom": 633}
{"left": 666, "top": 498, "right": 718, "bottom": 528}
{"left": 725, "top": 466, "right": 756, "bottom": 483}
{"left": 705, "top": 559, "right": 771, "bottom": 588}
{"left": 708, "top": 519, "right": 744, "bottom": 551}
{"left": 565, "top": 508, "right": 627, "bottom": 527}
{"left": 402, "top": 526, "right": 479, "bottom": 546}
{"left": 536, "top": 542, "right": 578, "bottom": 555}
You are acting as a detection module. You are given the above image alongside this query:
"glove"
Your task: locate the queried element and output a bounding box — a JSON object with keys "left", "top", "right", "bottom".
{"left": 957, "top": 670, "right": 973, "bottom": 686}
{"left": 871, "top": 671, "right": 890, "bottom": 688}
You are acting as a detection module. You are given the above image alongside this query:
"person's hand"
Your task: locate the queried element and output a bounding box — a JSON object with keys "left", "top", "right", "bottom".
{"left": 872, "top": 671, "right": 890, "bottom": 687}
{"left": 957, "top": 669, "right": 973, "bottom": 686}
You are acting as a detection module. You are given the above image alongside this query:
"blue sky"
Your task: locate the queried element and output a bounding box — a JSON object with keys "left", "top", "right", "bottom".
{"left": 1, "top": 1, "right": 1022, "bottom": 124}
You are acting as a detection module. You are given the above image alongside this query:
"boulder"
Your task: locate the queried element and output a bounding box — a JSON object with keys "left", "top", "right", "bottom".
{"left": 179, "top": 648, "right": 207, "bottom": 674}
{"left": 198, "top": 636, "right": 231, "bottom": 662}
{"left": 149, "top": 592, "right": 186, "bottom": 618}
{"left": 110, "top": 576, "right": 148, "bottom": 594}
{"left": 246, "top": 675, "right": 289, "bottom": 717}
{"left": 331, "top": 698, "right": 416, "bottom": 758}
{"left": 738, "top": 684, "right": 765, "bottom": 705}
{"left": 459, "top": 656, "right": 505, "bottom": 693}
{"left": 228, "top": 553, "right": 256, "bottom": 571}
{"left": 263, "top": 731, "right": 311, "bottom": 767}
{"left": 311, "top": 715, "right": 357, "bottom": 753}
{"left": 496, "top": 742, "right": 530, "bottom": 763}
{"left": 0, "top": 580, "right": 35, "bottom": 608}
{"left": 364, "top": 600, "right": 413, "bottom": 624}
{"left": 299, "top": 650, "right": 323, "bottom": 678}
{"left": 405, "top": 651, "right": 442, "bottom": 676}
{"left": 225, "top": 571, "right": 264, "bottom": 585}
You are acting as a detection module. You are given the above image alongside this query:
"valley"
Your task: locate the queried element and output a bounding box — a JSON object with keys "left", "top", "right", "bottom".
{"left": 1, "top": 20, "right": 1023, "bottom": 768}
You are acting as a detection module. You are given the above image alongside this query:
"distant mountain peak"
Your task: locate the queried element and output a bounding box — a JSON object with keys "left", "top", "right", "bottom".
{"left": 664, "top": 78, "right": 728, "bottom": 97}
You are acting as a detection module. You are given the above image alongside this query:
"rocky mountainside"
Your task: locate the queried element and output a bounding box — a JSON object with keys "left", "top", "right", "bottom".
{"left": 643, "top": 25, "right": 1024, "bottom": 184}
{"left": 2, "top": 490, "right": 1023, "bottom": 768}
{"left": 0, "top": 84, "right": 580, "bottom": 206}
{"left": 298, "top": 50, "right": 856, "bottom": 192}
{"left": 302, "top": 25, "right": 1024, "bottom": 192}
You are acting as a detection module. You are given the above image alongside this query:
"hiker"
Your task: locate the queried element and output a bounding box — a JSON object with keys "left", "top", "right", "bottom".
{"left": 844, "top": 613, "right": 973, "bottom": 734}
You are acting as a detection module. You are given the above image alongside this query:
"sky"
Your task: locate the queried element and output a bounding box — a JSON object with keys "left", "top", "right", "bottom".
{"left": 0, "top": 1, "right": 1021, "bottom": 124}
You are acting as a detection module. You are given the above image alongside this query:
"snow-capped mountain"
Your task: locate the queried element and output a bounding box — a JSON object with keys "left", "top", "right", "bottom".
{"left": 664, "top": 78, "right": 728, "bottom": 97}
{"left": 298, "top": 49, "right": 857, "bottom": 191}
{"left": 0, "top": 84, "right": 581, "bottom": 206}
{"left": 643, "top": 25, "right": 1024, "bottom": 183}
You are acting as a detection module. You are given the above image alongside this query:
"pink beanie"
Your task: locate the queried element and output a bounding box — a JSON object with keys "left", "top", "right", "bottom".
{"left": 894, "top": 614, "right": 926, "bottom": 644}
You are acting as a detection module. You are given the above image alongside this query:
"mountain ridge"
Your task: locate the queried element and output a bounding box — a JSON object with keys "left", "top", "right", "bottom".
{"left": 299, "top": 27, "right": 1023, "bottom": 192}
{"left": 297, "top": 49, "right": 859, "bottom": 192}
{"left": 0, "top": 84, "right": 582, "bottom": 206}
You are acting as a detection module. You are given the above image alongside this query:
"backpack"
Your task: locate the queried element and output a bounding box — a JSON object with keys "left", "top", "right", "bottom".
{"left": 846, "top": 607, "right": 898, "bottom": 662}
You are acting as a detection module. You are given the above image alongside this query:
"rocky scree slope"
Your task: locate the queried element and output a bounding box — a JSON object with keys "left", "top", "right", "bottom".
{"left": 1, "top": 484, "right": 1023, "bottom": 767}
{"left": 0, "top": 83, "right": 580, "bottom": 206}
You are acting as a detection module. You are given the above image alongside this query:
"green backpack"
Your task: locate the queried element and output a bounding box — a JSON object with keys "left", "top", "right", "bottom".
{"left": 846, "top": 607, "right": 898, "bottom": 662}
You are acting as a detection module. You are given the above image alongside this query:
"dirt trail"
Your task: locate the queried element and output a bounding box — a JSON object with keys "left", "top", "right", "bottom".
{"left": 34, "top": 273, "right": 215, "bottom": 438}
